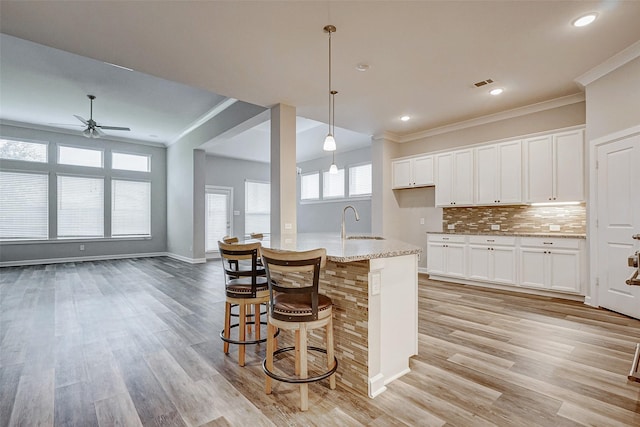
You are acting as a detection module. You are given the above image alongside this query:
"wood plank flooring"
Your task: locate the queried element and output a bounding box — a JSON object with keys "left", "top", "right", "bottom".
{"left": 1, "top": 257, "right": 639, "bottom": 426}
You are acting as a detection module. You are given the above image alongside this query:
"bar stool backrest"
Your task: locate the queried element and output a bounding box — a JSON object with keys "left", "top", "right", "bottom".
{"left": 222, "top": 236, "right": 239, "bottom": 244}
{"left": 218, "top": 241, "right": 263, "bottom": 297}
{"left": 260, "top": 247, "right": 327, "bottom": 322}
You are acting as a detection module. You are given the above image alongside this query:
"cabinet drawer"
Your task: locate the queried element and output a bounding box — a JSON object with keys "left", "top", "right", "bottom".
{"left": 519, "top": 237, "right": 580, "bottom": 249}
{"left": 468, "top": 235, "right": 516, "bottom": 246}
{"left": 427, "top": 234, "right": 466, "bottom": 244}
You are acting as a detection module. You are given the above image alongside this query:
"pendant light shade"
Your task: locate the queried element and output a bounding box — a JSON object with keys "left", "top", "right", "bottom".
{"left": 323, "top": 134, "right": 336, "bottom": 151}
{"left": 323, "top": 25, "right": 337, "bottom": 152}
{"left": 329, "top": 162, "right": 338, "bottom": 174}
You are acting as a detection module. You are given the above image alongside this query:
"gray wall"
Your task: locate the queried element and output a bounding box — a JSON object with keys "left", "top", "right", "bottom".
{"left": 205, "top": 155, "right": 270, "bottom": 239}
{"left": 0, "top": 124, "right": 167, "bottom": 263}
{"left": 297, "top": 147, "right": 372, "bottom": 234}
{"left": 166, "top": 101, "right": 266, "bottom": 261}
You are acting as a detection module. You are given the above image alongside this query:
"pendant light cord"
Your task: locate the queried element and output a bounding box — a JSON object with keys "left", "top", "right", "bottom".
{"left": 328, "top": 28, "right": 332, "bottom": 136}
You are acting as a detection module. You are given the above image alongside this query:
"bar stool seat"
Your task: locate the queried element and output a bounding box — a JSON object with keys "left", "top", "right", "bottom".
{"left": 260, "top": 247, "right": 337, "bottom": 411}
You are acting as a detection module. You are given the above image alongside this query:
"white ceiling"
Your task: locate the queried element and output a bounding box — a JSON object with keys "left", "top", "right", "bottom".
{"left": 1, "top": 1, "right": 639, "bottom": 160}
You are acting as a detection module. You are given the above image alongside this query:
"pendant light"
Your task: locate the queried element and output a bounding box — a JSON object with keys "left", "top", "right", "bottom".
{"left": 323, "top": 25, "right": 337, "bottom": 151}
{"left": 328, "top": 89, "right": 338, "bottom": 173}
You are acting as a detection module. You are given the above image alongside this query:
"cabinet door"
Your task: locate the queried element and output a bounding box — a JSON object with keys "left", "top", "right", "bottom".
{"left": 475, "top": 145, "right": 498, "bottom": 205}
{"left": 468, "top": 245, "right": 490, "bottom": 281}
{"left": 525, "top": 136, "right": 553, "bottom": 203}
{"left": 549, "top": 249, "right": 580, "bottom": 293}
{"left": 445, "top": 244, "right": 466, "bottom": 278}
{"left": 498, "top": 141, "right": 522, "bottom": 204}
{"left": 435, "top": 153, "right": 453, "bottom": 206}
{"left": 492, "top": 246, "right": 516, "bottom": 285}
{"left": 453, "top": 150, "right": 474, "bottom": 205}
{"left": 413, "top": 156, "right": 434, "bottom": 186}
{"left": 520, "top": 248, "right": 546, "bottom": 288}
{"left": 392, "top": 159, "right": 412, "bottom": 189}
{"left": 554, "top": 130, "right": 584, "bottom": 202}
{"left": 427, "top": 242, "right": 445, "bottom": 275}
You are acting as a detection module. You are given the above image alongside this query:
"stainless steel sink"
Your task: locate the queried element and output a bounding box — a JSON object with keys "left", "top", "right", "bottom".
{"left": 346, "top": 235, "right": 385, "bottom": 240}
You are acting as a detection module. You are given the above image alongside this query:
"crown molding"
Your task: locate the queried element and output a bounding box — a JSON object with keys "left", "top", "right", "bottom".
{"left": 376, "top": 93, "right": 585, "bottom": 144}
{"left": 575, "top": 40, "right": 640, "bottom": 87}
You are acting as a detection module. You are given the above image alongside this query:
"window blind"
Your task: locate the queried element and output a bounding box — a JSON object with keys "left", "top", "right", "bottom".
{"left": 300, "top": 172, "right": 319, "bottom": 200}
{"left": 349, "top": 164, "right": 372, "bottom": 196}
{"left": 57, "top": 175, "right": 104, "bottom": 237}
{"left": 0, "top": 171, "right": 48, "bottom": 240}
{"left": 245, "top": 181, "right": 270, "bottom": 235}
{"left": 206, "top": 192, "right": 228, "bottom": 251}
{"left": 112, "top": 180, "right": 151, "bottom": 237}
{"left": 323, "top": 169, "right": 345, "bottom": 198}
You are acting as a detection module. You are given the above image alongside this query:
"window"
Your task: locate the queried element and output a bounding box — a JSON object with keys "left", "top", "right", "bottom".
{"left": 112, "top": 180, "right": 151, "bottom": 237}
{"left": 0, "top": 138, "right": 47, "bottom": 163}
{"left": 245, "top": 180, "right": 270, "bottom": 235}
{"left": 0, "top": 171, "right": 48, "bottom": 240}
{"left": 323, "top": 169, "right": 345, "bottom": 199}
{"left": 57, "top": 175, "right": 104, "bottom": 237}
{"left": 349, "top": 163, "right": 372, "bottom": 197}
{"left": 300, "top": 172, "right": 319, "bottom": 200}
{"left": 205, "top": 189, "right": 232, "bottom": 252}
{"left": 58, "top": 146, "right": 103, "bottom": 168}
{"left": 112, "top": 152, "right": 151, "bottom": 172}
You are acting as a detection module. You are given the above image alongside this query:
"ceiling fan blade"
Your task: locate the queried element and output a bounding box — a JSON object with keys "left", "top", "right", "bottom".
{"left": 95, "top": 127, "right": 106, "bottom": 137}
{"left": 98, "top": 126, "right": 131, "bottom": 131}
{"left": 74, "top": 115, "right": 88, "bottom": 125}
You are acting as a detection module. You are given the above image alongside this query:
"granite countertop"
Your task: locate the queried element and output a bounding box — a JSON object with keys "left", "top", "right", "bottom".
{"left": 263, "top": 233, "right": 422, "bottom": 262}
{"left": 426, "top": 231, "right": 586, "bottom": 239}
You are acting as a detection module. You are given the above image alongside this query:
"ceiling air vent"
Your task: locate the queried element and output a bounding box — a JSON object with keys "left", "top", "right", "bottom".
{"left": 473, "top": 79, "right": 494, "bottom": 88}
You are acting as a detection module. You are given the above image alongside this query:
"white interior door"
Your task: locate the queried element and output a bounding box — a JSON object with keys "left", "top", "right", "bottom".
{"left": 596, "top": 133, "right": 640, "bottom": 319}
{"left": 205, "top": 186, "right": 233, "bottom": 253}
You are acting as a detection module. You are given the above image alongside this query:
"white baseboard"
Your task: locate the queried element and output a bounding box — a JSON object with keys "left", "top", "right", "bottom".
{"left": 418, "top": 267, "right": 429, "bottom": 274}
{"left": 0, "top": 252, "right": 167, "bottom": 267}
{"left": 166, "top": 253, "right": 207, "bottom": 264}
{"left": 583, "top": 295, "right": 596, "bottom": 307}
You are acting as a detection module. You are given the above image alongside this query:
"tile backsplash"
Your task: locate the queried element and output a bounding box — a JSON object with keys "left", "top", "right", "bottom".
{"left": 442, "top": 204, "right": 586, "bottom": 234}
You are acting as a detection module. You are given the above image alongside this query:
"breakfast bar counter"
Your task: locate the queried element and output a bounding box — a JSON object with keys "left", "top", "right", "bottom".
{"left": 264, "top": 233, "right": 422, "bottom": 398}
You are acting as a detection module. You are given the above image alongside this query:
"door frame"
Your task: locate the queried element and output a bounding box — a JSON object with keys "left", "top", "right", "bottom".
{"left": 205, "top": 185, "right": 234, "bottom": 257}
{"left": 588, "top": 124, "right": 640, "bottom": 308}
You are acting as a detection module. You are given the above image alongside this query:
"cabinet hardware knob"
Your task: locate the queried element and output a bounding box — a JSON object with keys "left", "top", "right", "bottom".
{"left": 487, "top": 239, "right": 495, "bottom": 242}
{"left": 543, "top": 242, "right": 553, "bottom": 245}
{"left": 632, "top": 234, "right": 640, "bottom": 240}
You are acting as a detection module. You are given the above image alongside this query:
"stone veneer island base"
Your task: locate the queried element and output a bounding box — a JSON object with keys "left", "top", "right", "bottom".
{"left": 264, "top": 234, "right": 421, "bottom": 398}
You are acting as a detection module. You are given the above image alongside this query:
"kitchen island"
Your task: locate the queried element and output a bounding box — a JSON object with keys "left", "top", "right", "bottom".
{"left": 264, "top": 233, "right": 422, "bottom": 398}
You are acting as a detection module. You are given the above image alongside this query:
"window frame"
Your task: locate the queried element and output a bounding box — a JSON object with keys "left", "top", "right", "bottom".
{"left": 0, "top": 137, "right": 49, "bottom": 164}
{"left": 0, "top": 169, "right": 49, "bottom": 241}
{"left": 56, "top": 173, "right": 105, "bottom": 239}
{"left": 348, "top": 162, "right": 373, "bottom": 198}
{"left": 300, "top": 171, "right": 320, "bottom": 201}
{"left": 322, "top": 167, "right": 346, "bottom": 200}
{"left": 244, "top": 179, "right": 271, "bottom": 237}
{"left": 111, "top": 151, "right": 152, "bottom": 173}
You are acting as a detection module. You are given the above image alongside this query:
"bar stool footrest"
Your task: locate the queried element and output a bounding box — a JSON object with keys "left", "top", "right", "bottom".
{"left": 262, "top": 346, "right": 338, "bottom": 384}
{"left": 220, "top": 324, "right": 279, "bottom": 346}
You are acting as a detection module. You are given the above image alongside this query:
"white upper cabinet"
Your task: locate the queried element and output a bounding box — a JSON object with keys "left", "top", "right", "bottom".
{"left": 392, "top": 155, "right": 434, "bottom": 189}
{"left": 475, "top": 140, "right": 522, "bottom": 205}
{"left": 435, "top": 149, "right": 473, "bottom": 206}
{"left": 524, "top": 129, "right": 584, "bottom": 203}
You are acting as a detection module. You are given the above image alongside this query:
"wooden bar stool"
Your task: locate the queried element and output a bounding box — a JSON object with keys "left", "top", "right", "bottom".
{"left": 218, "top": 240, "right": 269, "bottom": 366}
{"left": 260, "top": 247, "right": 337, "bottom": 411}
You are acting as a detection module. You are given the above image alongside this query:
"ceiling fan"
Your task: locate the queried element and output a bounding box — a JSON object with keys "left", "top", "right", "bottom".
{"left": 74, "top": 94, "right": 130, "bottom": 138}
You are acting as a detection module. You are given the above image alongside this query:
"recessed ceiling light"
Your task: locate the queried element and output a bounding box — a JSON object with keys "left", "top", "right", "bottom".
{"left": 489, "top": 88, "right": 503, "bottom": 96}
{"left": 572, "top": 13, "right": 598, "bottom": 27}
{"left": 400, "top": 115, "right": 411, "bottom": 122}
{"left": 356, "top": 63, "right": 370, "bottom": 72}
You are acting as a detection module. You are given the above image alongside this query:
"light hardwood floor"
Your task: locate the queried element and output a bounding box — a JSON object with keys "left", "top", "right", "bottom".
{"left": 1, "top": 257, "right": 639, "bottom": 426}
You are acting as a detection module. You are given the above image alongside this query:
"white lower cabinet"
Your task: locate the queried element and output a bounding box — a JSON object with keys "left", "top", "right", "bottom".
{"left": 468, "top": 236, "right": 516, "bottom": 285}
{"left": 427, "top": 234, "right": 466, "bottom": 278}
{"left": 519, "top": 237, "right": 582, "bottom": 293}
{"left": 427, "top": 234, "right": 584, "bottom": 296}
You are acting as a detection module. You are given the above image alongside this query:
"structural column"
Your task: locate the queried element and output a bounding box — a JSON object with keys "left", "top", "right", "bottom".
{"left": 270, "top": 104, "right": 297, "bottom": 245}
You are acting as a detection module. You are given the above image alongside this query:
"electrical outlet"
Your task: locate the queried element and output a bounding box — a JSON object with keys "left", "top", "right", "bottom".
{"left": 549, "top": 224, "right": 561, "bottom": 231}
{"left": 371, "top": 271, "right": 381, "bottom": 295}
{"left": 447, "top": 224, "right": 455, "bottom": 230}
{"left": 491, "top": 224, "right": 500, "bottom": 231}
{"left": 284, "top": 223, "right": 292, "bottom": 230}
{"left": 79, "top": 244, "right": 85, "bottom": 251}
{"left": 233, "top": 210, "right": 240, "bottom": 216}
{"left": 420, "top": 218, "right": 425, "bottom": 225}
